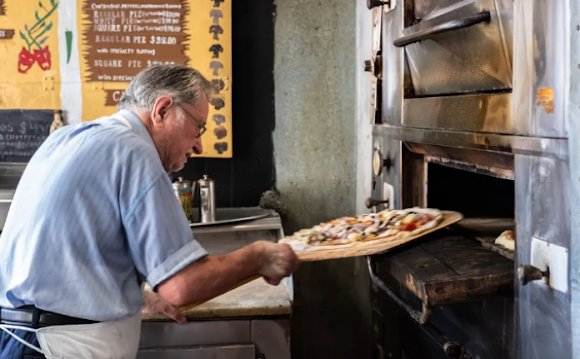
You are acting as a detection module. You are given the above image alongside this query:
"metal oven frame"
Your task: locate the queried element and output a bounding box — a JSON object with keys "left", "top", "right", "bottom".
{"left": 365, "top": 1, "right": 580, "bottom": 358}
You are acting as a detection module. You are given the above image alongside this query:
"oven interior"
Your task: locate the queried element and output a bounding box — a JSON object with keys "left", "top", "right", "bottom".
{"left": 371, "top": 144, "right": 516, "bottom": 359}
{"left": 427, "top": 162, "right": 514, "bottom": 218}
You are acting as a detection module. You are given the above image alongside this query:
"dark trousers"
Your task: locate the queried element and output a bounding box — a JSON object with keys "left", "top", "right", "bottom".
{"left": 0, "top": 328, "right": 44, "bottom": 358}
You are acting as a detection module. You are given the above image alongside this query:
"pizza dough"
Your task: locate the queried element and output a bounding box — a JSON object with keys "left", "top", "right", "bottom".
{"left": 280, "top": 207, "right": 443, "bottom": 251}
{"left": 494, "top": 230, "right": 515, "bottom": 250}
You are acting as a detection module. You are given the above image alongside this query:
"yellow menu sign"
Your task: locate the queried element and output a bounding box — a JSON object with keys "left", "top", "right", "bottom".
{"left": 0, "top": 0, "right": 232, "bottom": 158}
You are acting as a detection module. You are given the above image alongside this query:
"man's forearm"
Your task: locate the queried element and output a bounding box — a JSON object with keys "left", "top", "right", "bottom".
{"left": 156, "top": 241, "right": 266, "bottom": 306}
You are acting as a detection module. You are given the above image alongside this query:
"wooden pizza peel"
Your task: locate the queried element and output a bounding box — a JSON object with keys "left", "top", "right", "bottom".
{"left": 294, "top": 210, "right": 463, "bottom": 262}
{"left": 179, "top": 211, "right": 462, "bottom": 311}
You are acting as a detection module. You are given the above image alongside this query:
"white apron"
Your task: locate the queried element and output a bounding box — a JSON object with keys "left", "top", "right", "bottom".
{"left": 0, "top": 311, "right": 142, "bottom": 359}
{"left": 36, "top": 311, "right": 142, "bottom": 359}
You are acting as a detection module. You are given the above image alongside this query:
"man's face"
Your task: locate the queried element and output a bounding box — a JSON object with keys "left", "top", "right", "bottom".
{"left": 151, "top": 95, "right": 209, "bottom": 172}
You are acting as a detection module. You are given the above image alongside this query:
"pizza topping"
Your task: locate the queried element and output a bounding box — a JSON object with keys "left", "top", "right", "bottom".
{"left": 280, "top": 207, "right": 443, "bottom": 248}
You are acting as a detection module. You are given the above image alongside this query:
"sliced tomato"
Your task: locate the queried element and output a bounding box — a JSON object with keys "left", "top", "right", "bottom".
{"left": 400, "top": 222, "right": 417, "bottom": 231}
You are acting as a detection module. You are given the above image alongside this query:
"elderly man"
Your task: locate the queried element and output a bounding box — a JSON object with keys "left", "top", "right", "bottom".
{"left": 0, "top": 65, "right": 299, "bottom": 358}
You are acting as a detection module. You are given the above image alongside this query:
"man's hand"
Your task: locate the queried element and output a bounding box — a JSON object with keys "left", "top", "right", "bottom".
{"left": 142, "top": 289, "right": 187, "bottom": 324}
{"left": 256, "top": 241, "right": 300, "bottom": 285}
{"left": 156, "top": 240, "right": 301, "bottom": 307}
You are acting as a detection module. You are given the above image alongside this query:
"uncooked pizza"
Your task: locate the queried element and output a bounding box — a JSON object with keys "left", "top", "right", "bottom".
{"left": 280, "top": 207, "right": 444, "bottom": 251}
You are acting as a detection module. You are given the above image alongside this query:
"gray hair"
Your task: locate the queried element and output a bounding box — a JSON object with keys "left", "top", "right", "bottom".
{"left": 118, "top": 65, "right": 213, "bottom": 112}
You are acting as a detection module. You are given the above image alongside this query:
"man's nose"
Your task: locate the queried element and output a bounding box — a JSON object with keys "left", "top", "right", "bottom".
{"left": 192, "top": 139, "right": 203, "bottom": 154}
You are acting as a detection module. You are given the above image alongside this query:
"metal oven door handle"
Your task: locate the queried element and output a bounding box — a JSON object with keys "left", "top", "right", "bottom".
{"left": 393, "top": 11, "right": 491, "bottom": 47}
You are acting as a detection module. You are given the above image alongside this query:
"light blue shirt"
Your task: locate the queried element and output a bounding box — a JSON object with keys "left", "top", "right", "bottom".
{"left": 0, "top": 110, "right": 207, "bottom": 321}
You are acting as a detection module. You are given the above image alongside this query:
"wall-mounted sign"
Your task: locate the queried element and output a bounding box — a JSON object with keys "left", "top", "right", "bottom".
{"left": 0, "top": 0, "right": 232, "bottom": 158}
{"left": 82, "top": 0, "right": 189, "bottom": 82}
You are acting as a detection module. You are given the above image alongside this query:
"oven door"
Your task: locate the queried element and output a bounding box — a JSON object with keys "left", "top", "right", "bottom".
{"left": 393, "top": 0, "right": 516, "bottom": 135}
{"left": 397, "top": 0, "right": 512, "bottom": 97}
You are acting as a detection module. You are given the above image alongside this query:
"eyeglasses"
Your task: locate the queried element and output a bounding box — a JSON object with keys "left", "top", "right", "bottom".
{"left": 176, "top": 104, "right": 207, "bottom": 138}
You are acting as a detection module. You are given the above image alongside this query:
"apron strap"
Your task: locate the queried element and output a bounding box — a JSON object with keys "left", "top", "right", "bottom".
{"left": 0, "top": 324, "right": 55, "bottom": 359}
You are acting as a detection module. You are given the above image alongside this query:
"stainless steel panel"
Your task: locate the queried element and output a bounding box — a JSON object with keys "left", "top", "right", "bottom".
{"left": 139, "top": 320, "right": 251, "bottom": 349}
{"left": 251, "top": 320, "right": 291, "bottom": 359}
{"left": 380, "top": 0, "right": 405, "bottom": 125}
{"left": 0, "top": 162, "right": 24, "bottom": 231}
{"left": 513, "top": 0, "right": 567, "bottom": 138}
{"left": 0, "top": 189, "right": 14, "bottom": 231}
{"left": 403, "top": 93, "right": 512, "bottom": 134}
{"left": 378, "top": 124, "right": 569, "bottom": 159}
{"left": 413, "top": 0, "right": 463, "bottom": 20}
{"left": 568, "top": 1, "right": 580, "bottom": 355}
{"left": 191, "top": 213, "right": 282, "bottom": 255}
{"left": 137, "top": 345, "right": 255, "bottom": 359}
{"left": 190, "top": 207, "right": 274, "bottom": 227}
{"left": 515, "top": 155, "right": 571, "bottom": 358}
{"left": 371, "top": 126, "right": 403, "bottom": 210}
{"left": 403, "top": 0, "right": 512, "bottom": 96}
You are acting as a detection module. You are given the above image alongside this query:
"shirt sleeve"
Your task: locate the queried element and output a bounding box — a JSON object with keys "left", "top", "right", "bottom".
{"left": 122, "top": 173, "right": 207, "bottom": 289}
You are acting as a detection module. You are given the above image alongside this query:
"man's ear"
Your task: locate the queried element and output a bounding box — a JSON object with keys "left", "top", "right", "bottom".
{"left": 151, "top": 96, "right": 173, "bottom": 123}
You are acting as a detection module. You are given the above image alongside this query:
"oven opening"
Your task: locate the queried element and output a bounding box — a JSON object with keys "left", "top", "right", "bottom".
{"left": 427, "top": 162, "right": 514, "bottom": 218}
{"left": 427, "top": 161, "right": 516, "bottom": 260}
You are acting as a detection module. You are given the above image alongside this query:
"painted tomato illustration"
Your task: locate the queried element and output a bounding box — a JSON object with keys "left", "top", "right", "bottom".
{"left": 17, "top": 47, "right": 36, "bottom": 74}
{"left": 33, "top": 46, "right": 51, "bottom": 71}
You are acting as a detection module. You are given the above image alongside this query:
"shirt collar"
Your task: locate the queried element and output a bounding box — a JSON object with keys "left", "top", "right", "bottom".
{"left": 116, "top": 109, "right": 155, "bottom": 147}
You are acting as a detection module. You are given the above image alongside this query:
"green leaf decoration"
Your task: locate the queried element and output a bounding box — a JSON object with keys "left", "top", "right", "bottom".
{"left": 44, "top": 22, "right": 52, "bottom": 31}
{"left": 35, "top": 11, "right": 41, "bottom": 22}
{"left": 19, "top": 31, "right": 27, "bottom": 41}
{"left": 65, "top": 30, "right": 73, "bottom": 63}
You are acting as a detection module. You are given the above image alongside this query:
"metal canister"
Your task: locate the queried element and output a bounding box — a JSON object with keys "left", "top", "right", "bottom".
{"left": 172, "top": 177, "right": 193, "bottom": 221}
{"left": 198, "top": 174, "right": 215, "bottom": 223}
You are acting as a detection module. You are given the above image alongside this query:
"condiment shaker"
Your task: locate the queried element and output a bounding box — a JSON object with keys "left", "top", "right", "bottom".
{"left": 198, "top": 174, "right": 215, "bottom": 223}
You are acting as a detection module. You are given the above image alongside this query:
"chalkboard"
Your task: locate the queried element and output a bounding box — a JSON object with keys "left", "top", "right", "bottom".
{"left": 0, "top": 110, "right": 54, "bottom": 162}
